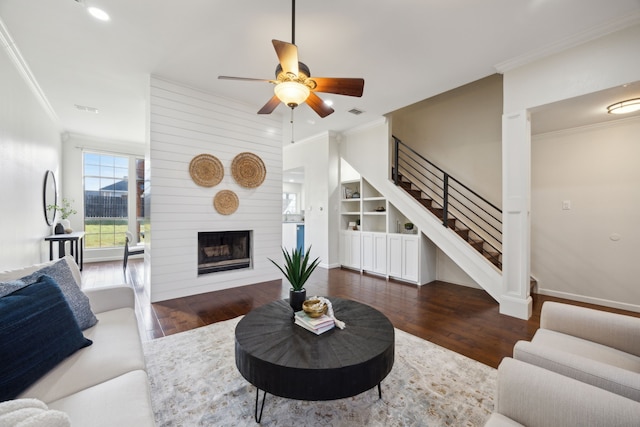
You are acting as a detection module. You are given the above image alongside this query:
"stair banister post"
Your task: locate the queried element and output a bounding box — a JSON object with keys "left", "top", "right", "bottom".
{"left": 393, "top": 137, "right": 399, "bottom": 185}
{"left": 442, "top": 174, "right": 449, "bottom": 227}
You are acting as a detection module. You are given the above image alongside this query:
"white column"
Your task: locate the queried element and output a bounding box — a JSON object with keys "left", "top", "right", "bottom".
{"left": 501, "top": 110, "right": 533, "bottom": 319}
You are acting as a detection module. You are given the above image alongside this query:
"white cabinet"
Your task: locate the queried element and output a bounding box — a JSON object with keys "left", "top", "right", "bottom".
{"left": 362, "top": 233, "right": 373, "bottom": 271}
{"left": 340, "top": 231, "right": 361, "bottom": 270}
{"left": 338, "top": 177, "right": 433, "bottom": 284}
{"left": 388, "top": 234, "right": 421, "bottom": 282}
{"left": 282, "top": 223, "right": 297, "bottom": 251}
{"left": 362, "top": 232, "right": 387, "bottom": 275}
{"left": 401, "top": 235, "right": 419, "bottom": 282}
{"left": 387, "top": 234, "right": 402, "bottom": 277}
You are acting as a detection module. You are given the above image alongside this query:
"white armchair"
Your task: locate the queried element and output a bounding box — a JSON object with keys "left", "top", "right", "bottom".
{"left": 513, "top": 301, "right": 640, "bottom": 401}
{"left": 485, "top": 358, "right": 640, "bottom": 427}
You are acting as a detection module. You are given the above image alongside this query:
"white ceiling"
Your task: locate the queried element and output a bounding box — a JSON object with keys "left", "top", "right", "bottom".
{"left": 1, "top": 0, "right": 640, "bottom": 145}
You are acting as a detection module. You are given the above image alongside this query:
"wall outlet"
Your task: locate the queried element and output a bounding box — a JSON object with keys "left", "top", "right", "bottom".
{"left": 562, "top": 200, "right": 571, "bottom": 210}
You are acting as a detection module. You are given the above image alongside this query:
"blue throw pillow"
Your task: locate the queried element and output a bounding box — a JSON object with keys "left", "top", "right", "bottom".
{"left": 19, "top": 259, "right": 98, "bottom": 330}
{"left": 0, "top": 279, "right": 26, "bottom": 298}
{"left": 0, "top": 275, "right": 92, "bottom": 402}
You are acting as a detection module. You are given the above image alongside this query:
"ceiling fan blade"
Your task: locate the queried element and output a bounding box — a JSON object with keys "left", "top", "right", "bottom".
{"left": 218, "top": 76, "right": 275, "bottom": 83}
{"left": 311, "top": 77, "right": 365, "bottom": 97}
{"left": 258, "top": 95, "right": 281, "bottom": 115}
{"left": 306, "top": 92, "right": 334, "bottom": 118}
{"left": 272, "top": 40, "right": 299, "bottom": 76}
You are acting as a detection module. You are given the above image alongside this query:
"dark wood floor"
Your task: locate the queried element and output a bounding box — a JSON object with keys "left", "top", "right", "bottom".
{"left": 83, "top": 258, "right": 640, "bottom": 369}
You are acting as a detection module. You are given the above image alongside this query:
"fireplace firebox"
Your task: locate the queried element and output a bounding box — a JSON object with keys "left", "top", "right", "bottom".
{"left": 198, "top": 230, "right": 252, "bottom": 275}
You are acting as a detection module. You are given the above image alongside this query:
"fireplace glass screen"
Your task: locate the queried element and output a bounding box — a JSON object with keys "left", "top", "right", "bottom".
{"left": 198, "top": 230, "right": 251, "bottom": 275}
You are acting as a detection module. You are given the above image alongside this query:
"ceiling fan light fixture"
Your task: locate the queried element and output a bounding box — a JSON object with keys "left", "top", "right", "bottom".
{"left": 274, "top": 81, "right": 310, "bottom": 108}
{"left": 607, "top": 98, "right": 640, "bottom": 115}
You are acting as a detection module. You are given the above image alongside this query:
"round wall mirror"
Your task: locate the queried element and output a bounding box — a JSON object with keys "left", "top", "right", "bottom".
{"left": 43, "top": 170, "right": 57, "bottom": 226}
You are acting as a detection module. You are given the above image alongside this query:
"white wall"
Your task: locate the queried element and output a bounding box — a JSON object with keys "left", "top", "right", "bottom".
{"left": 148, "top": 77, "right": 283, "bottom": 302}
{"left": 391, "top": 74, "right": 503, "bottom": 205}
{"left": 0, "top": 39, "right": 61, "bottom": 269}
{"left": 501, "top": 22, "right": 640, "bottom": 312}
{"left": 532, "top": 118, "right": 640, "bottom": 310}
{"left": 504, "top": 24, "right": 640, "bottom": 113}
{"left": 283, "top": 133, "right": 340, "bottom": 268}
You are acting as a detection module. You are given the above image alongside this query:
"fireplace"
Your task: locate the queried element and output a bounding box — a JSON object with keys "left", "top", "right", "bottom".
{"left": 198, "top": 230, "right": 252, "bottom": 275}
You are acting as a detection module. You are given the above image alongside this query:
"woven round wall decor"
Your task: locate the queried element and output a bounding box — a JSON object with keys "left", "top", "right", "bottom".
{"left": 231, "top": 152, "right": 266, "bottom": 188}
{"left": 213, "top": 190, "right": 239, "bottom": 215}
{"left": 189, "top": 154, "right": 223, "bottom": 187}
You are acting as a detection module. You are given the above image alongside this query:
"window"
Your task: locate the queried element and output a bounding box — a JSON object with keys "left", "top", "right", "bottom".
{"left": 83, "top": 152, "right": 144, "bottom": 249}
{"left": 282, "top": 192, "right": 297, "bottom": 214}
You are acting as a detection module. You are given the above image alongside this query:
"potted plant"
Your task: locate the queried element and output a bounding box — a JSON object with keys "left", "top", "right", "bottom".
{"left": 404, "top": 222, "right": 414, "bottom": 231}
{"left": 47, "top": 198, "right": 77, "bottom": 234}
{"left": 269, "top": 246, "right": 321, "bottom": 312}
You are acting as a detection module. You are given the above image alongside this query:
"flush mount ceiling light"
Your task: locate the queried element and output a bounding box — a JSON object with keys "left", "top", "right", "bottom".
{"left": 607, "top": 98, "right": 640, "bottom": 115}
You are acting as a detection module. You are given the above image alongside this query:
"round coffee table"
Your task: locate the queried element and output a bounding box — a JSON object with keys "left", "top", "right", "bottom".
{"left": 235, "top": 297, "right": 395, "bottom": 422}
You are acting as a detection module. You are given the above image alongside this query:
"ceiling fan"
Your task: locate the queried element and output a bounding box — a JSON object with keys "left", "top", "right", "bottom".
{"left": 218, "top": 0, "right": 364, "bottom": 118}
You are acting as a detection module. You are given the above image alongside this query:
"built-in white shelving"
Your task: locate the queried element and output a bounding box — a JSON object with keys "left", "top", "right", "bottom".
{"left": 338, "top": 175, "right": 431, "bottom": 284}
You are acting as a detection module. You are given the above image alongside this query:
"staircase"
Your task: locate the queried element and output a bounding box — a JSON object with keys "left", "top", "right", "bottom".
{"left": 392, "top": 136, "right": 503, "bottom": 270}
{"left": 395, "top": 170, "right": 502, "bottom": 269}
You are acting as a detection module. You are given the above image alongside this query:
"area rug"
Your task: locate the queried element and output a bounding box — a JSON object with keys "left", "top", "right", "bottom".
{"left": 143, "top": 316, "right": 496, "bottom": 426}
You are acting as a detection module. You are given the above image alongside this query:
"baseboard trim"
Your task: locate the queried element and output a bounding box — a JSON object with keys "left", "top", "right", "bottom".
{"left": 537, "top": 288, "right": 640, "bottom": 314}
{"left": 323, "top": 262, "right": 342, "bottom": 269}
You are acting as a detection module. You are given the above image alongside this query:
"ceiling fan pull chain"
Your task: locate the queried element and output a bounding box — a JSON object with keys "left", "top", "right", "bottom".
{"left": 290, "top": 108, "right": 295, "bottom": 144}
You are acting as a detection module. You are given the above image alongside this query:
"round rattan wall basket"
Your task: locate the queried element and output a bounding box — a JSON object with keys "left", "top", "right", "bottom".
{"left": 189, "top": 154, "right": 224, "bottom": 187}
{"left": 231, "top": 152, "right": 266, "bottom": 188}
{"left": 213, "top": 190, "right": 239, "bottom": 215}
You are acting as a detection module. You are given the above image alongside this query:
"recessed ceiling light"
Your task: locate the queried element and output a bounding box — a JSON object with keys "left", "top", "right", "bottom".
{"left": 324, "top": 99, "right": 334, "bottom": 107}
{"left": 87, "top": 6, "right": 110, "bottom": 21}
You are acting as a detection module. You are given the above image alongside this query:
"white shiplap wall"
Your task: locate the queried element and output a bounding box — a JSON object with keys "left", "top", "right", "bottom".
{"left": 148, "top": 77, "right": 283, "bottom": 302}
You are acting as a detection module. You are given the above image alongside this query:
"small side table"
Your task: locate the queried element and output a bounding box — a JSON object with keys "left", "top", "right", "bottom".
{"left": 44, "top": 231, "right": 85, "bottom": 271}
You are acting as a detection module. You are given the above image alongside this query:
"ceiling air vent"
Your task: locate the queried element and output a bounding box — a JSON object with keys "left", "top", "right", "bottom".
{"left": 348, "top": 108, "right": 364, "bottom": 115}
{"left": 75, "top": 104, "right": 99, "bottom": 114}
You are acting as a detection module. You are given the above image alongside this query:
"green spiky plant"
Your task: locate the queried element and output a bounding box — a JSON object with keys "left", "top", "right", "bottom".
{"left": 269, "top": 246, "right": 321, "bottom": 291}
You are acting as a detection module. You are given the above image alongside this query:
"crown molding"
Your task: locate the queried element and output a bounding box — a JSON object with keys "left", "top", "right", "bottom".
{"left": 0, "top": 16, "right": 61, "bottom": 129}
{"left": 495, "top": 11, "right": 640, "bottom": 73}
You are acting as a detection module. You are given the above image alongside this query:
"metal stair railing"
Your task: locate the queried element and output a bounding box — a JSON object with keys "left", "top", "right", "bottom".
{"left": 392, "top": 136, "right": 503, "bottom": 266}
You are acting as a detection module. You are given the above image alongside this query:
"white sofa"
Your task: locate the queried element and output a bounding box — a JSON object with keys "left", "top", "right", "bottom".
{"left": 0, "top": 256, "right": 155, "bottom": 427}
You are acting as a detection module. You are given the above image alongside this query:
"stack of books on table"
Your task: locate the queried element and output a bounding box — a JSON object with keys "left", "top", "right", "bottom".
{"left": 294, "top": 311, "right": 335, "bottom": 335}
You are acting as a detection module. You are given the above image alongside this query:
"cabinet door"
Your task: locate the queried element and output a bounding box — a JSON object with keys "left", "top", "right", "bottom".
{"left": 282, "top": 223, "right": 297, "bottom": 252}
{"left": 372, "top": 233, "right": 387, "bottom": 275}
{"left": 349, "top": 233, "right": 362, "bottom": 269}
{"left": 361, "top": 233, "right": 373, "bottom": 271}
{"left": 339, "top": 232, "right": 349, "bottom": 266}
{"left": 402, "top": 236, "right": 419, "bottom": 282}
{"left": 387, "top": 234, "right": 402, "bottom": 277}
